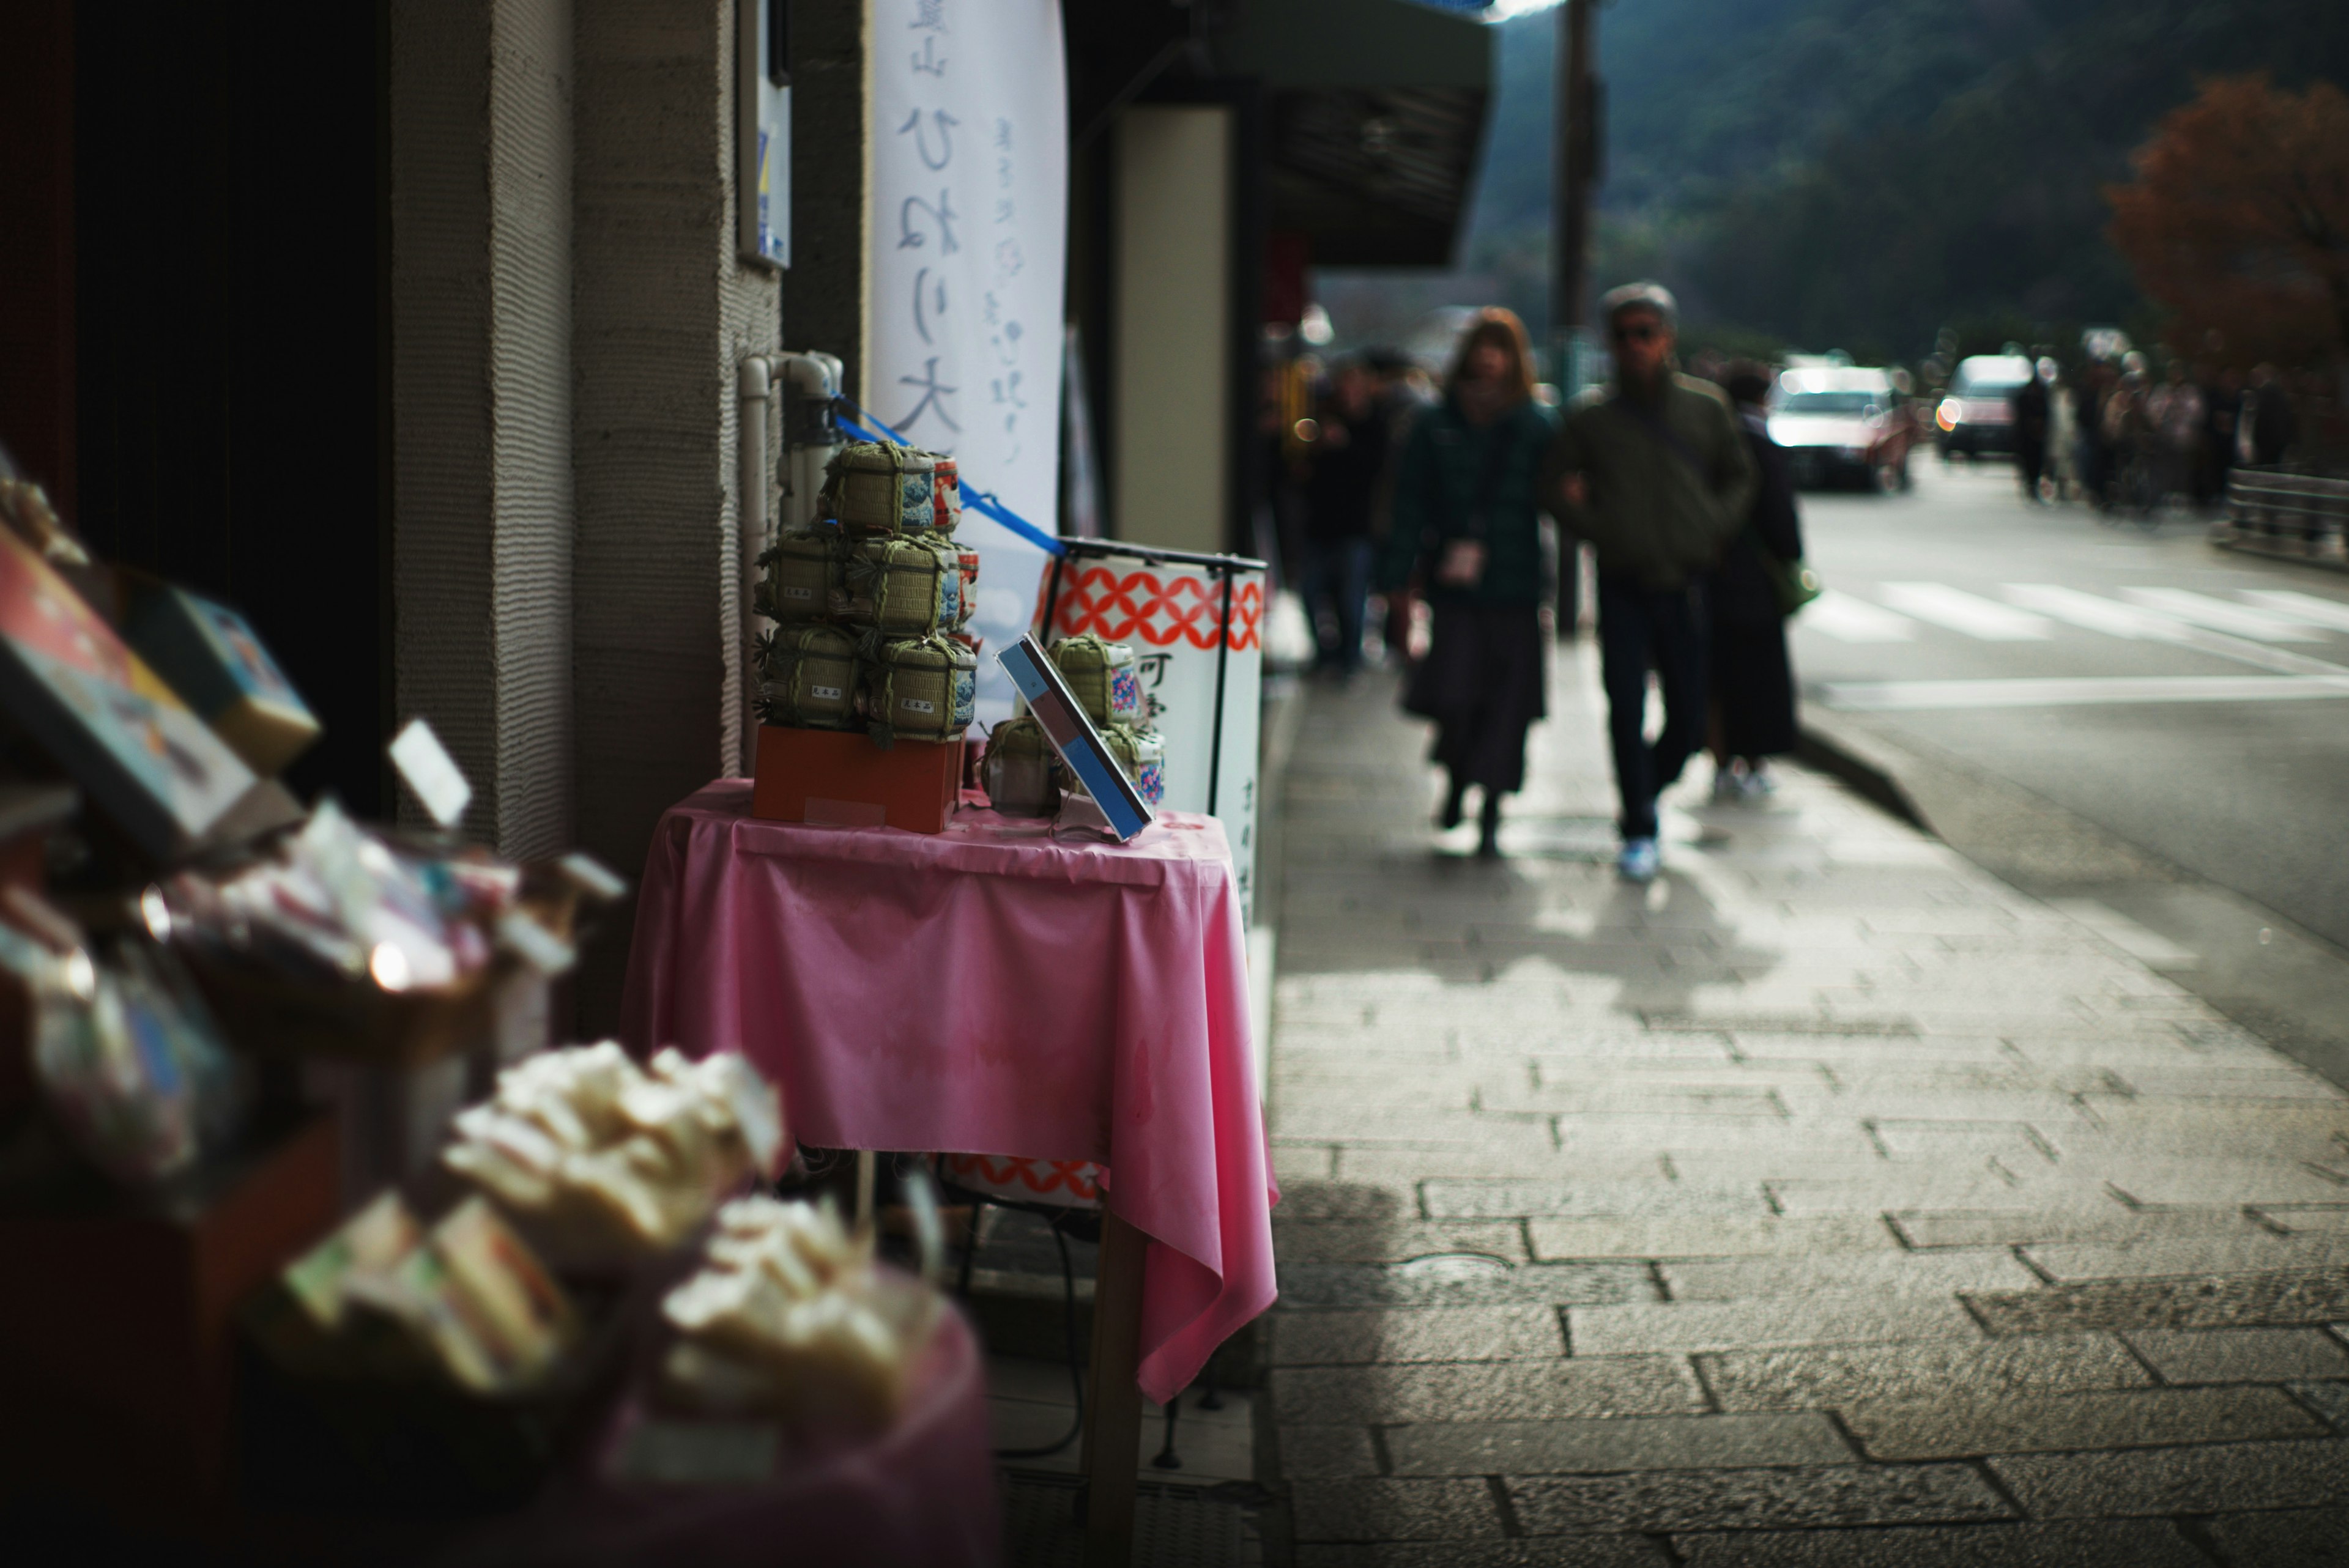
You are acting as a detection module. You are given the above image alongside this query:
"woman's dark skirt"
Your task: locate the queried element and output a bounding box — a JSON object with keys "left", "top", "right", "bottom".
{"left": 1403, "top": 601, "right": 1547, "bottom": 794}
{"left": 1709, "top": 616, "right": 1798, "bottom": 758}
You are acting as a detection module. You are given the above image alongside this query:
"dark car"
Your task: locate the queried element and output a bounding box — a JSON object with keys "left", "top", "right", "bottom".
{"left": 1935, "top": 354, "right": 2035, "bottom": 459}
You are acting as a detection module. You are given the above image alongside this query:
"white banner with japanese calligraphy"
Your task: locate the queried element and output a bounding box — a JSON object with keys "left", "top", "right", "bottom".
{"left": 870, "top": 0, "right": 1066, "bottom": 726}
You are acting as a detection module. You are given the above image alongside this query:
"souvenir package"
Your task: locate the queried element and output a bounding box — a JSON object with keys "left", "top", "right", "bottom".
{"left": 756, "top": 624, "right": 859, "bottom": 730}
{"left": 954, "top": 546, "right": 981, "bottom": 623}
{"left": 440, "top": 1041, "right": 785, "bottom": 1259}
{"left": 277, "top": 1191, "right": 428, "bottom": 1336}
{"left": 336, "top": 1197, "right": 580, "bottom": 1394}
{"left": 754, "top": 531, "right": 839, "bottom": 625}
{"left": 860, "top": 635, "right": 976, "bottom": 746}
{"left": 119, "top": 582, "right": 322, "bottom": 777}
{"left": 4, "top": 908, "right": 248, "bottom": 1187}
{"left": 161, "top": 798, "right": 498, "bottom": 996}
{"left": 978, "top": 714, "right": 1058, "bottom": 817}
{"left": 1048, "top": 633, "right": 1146, "bottom": 727}
{"left": 928, "top": 456, "right": 962, "bottom": 534}
{"left": 656, "top": 1196, "right": 938, "bottom": 1431}
{"left": 834, "top": 536, "right": 962, "bottom": 636}
{"left": 0, "top": 521, "right": 256, "bottom": 860}
{"left": 819, "top": 442, "right": 935, "bottom": 537}
{"left": 1060, "top": 723, "right": 1167, "bottom": 808}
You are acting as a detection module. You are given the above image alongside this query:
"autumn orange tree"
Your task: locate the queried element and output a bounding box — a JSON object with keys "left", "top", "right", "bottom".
{"left": 2107, "top": 74, "right": 2349, "bottom": 371}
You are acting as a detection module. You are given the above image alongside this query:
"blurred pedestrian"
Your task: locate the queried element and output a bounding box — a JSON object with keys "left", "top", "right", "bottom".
{"left": 1708, "top": 363, "right": 1803, "bottom": 798}
{"left": 2243, "top": 365, "right": 2298, "bottom": 465}
{"left": 2074, "top": 362, "right": 2115, "bottom": 508}
{"left": 1299, "top": 357, "right": 1391, "bottom": 676}
{"left": 2045, "top": 360, "right": 2080, "bottom": 501}
{"left": 1380, "top": 308, "right": 1557, "bottom": 857}
{"left": 2147, "top": 361, "right": 2205, "bottom": 505}
{"left": 2207, "top": 366, "right": 2246, "bottom": 503}
{"left": 1543, "top": 282, "right": 1757, "bottom": 882}
{"left": 2011, "top": 367, "right": 2051, "bottom": 501}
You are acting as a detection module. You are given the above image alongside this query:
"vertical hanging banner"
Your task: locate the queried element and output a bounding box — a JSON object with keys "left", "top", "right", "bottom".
{"left": 870, "top": 0, "right": 1067, "bottom": 727}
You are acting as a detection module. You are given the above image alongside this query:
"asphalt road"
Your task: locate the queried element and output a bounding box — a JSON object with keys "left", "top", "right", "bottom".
{"left": 1791, "top": 457, "right": 2349, "bottom": 947}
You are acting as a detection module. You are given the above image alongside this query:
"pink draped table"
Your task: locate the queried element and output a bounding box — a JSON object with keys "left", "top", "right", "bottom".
{"left": 619, "top": 780, "right": 1277, "bottom": 1557}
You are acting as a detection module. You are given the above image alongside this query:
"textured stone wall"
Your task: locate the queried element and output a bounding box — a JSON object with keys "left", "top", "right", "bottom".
{"left": 571, "top": 0, "right": 782, "bottom": 1030}
{"left": 389, "top": 0, "right": 576, "bottom": 862}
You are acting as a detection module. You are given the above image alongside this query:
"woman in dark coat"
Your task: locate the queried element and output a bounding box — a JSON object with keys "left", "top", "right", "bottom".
{"left": 1378, "top": 309, "right": 1557, "bottom": 856}
{"left": 1708, "top": 362, "right": 1803, "bottom": 797}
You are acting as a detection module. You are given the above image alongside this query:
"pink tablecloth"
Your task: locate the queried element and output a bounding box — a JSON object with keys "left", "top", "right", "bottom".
{"left": 619, "top": 781, "right": 1276, "bottom": 1404}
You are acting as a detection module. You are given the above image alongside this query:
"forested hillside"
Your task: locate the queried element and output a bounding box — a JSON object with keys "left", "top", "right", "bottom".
{"left": 1322, "top": 0, "right": 2349, "bottom": 362}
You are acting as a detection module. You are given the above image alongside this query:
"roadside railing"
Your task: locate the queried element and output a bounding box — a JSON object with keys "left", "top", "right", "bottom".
{"left": 2213, "top": 465, "right": 2349, "bottom": 568}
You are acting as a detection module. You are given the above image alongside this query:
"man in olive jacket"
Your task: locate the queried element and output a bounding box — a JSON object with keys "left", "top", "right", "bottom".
{"left": 1543, "top": 282, "right": 1756, "bottom": 881}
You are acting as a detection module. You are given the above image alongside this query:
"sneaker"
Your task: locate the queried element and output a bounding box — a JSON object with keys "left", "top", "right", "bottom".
{"left": 1710, "top": 767, "right": 1743, "bottom": 804}
{"left": 1739, "top": 764, "right": 1778, "bottom": 799}
{"left": 1618, "top": 836, "right": 1660, "bottom": 882}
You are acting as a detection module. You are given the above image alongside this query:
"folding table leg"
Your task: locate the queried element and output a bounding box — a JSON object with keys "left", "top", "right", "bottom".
{"left": 1081, "top": 1209, "right": 1148, "bottom": 1568}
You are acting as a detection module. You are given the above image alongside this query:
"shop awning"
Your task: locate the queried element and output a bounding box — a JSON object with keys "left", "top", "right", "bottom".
{"left": 1221, "top": 0, "right": 1494, "bottom": 268}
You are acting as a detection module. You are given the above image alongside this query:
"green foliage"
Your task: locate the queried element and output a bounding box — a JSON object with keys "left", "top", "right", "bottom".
{"left": 1319, "top": 0, "right": 2349, "bottom": 364}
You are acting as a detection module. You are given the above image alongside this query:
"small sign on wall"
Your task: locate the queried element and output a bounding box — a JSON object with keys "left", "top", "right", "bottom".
{"left": 737, "top": 0, "right": 789, "bottom": 268}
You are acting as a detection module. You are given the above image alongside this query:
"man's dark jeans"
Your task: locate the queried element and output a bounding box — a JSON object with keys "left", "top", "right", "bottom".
{"left": 1597, "top": 573, "right": 1709, "bottom": 840}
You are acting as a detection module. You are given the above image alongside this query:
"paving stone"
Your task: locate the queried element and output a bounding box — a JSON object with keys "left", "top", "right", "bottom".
{"left": 1965, "top": 1270, "right": 2349, "bottom": 1334}
{"left": 1271, "top": 1306, "right": 1568, "bottom": 1366}
{"left": 1530, "top": 1214, "right": 1898, "bottom": 1261}
{"left": 1764, "top": 1176, "right": 2101, "bottom": 1217}
{"left": 1276, "top": 1180, "right": 1419, "bottom": 1222}
{"left": 1508, "top": 1463, "right": 2013, "bottom": 1534}
{"left": 1280, "top": 1259, "right": 1655, "bottom": 1310}
{"left": 1989, "top": 1437, "right": 2349, "bottom": 1516}
{"left": 1278, "top": 1423, "right": 1382, "bottom": 1480}
{"left": 2024, "top": 1231, "right": 2349, "bottom": 1282}
{"left": 1842, "top": 1384, "right": 2324, "bottom": 1460}
{"left": 1701, "top": 1334, "right": 2151, "bottom": 1411}
{"left": 2125, "top": 1327, "right": 2349, "bottom": 1383}
{"left": 2091, "top": 1162, "right": 2349, "bottom": 1208}
{"left": 1275, "top": 1221, "right": 1533, "bottom": 1265}
{"left": 1423, "top": 1179, "right": 1773, "bottom": 1221}
{"left": 1272, "top": 1356, "right": 1704, "bottom": 1424}
{"left": 1296, "top": 1542, "right": 1669, "bottom": 1568}
{"left": 2203, "top": 1506, "right": 2349, "bottom": 1567}
{"left": 1387, "top": 1412, "right": 1854, "bottom": 1476}
{"left": 1570, "top": 1292, "right": 1986, "bottom": 1356}
{"left": 1670, "top": 1520, "right": 2206, "bottom": 1566}
{"left": 1889, "top": 1205, "right": 2246, "bottom": 1251}
{"left": 1660, "top": 1251, "right": 2041, "bottom": 1302}
{"left": 1291, "top": 1479, "right": 1506, "bottom": 1543}
{"left": 2290, "top": 1379, "right": 2349, "bottom": 1433}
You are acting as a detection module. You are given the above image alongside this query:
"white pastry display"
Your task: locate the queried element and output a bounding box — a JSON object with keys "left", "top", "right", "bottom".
{"left": 442, "top": 1042, "right": 785, "bottom": 1255}
{"left": 656, "top": 1197, "right": 937, "bottom": 1431}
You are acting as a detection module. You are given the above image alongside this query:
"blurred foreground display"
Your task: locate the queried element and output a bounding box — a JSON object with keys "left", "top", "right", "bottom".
{"left": 0, "top": 470, "right": 990, "bottom": 1562}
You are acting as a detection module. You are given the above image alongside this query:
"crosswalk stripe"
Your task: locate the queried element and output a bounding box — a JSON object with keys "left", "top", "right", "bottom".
{"left": 2118, "top": 587, "right": 2328, "bottom": 642}
{"left": 1803, "top": 591, "right": 1915, "bottom": 643}
{"left": 2001, "top": 584, "right": 2173, "bottom": 639}
{"left": 1879, "top": 582, "right": 2052, "bottom": 640}
{"left": 2240, "top": 589, "right": 2349, "bottom": 634}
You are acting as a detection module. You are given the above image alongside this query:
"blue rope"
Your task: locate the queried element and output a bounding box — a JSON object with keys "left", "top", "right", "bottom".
{"left": 831, "top": 398, "right": 1066, "bottom": 557}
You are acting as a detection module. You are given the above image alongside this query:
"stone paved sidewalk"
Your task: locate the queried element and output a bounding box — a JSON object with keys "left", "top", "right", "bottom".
{"left": 1263, "top": 644, "right": 2349, "bottom": 1566}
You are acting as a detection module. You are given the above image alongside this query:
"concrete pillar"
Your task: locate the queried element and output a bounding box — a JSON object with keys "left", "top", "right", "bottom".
{"left": 571, "top": 0, "right": 782, "bottom": 1030}
{"left": 1113, "top": 106, "right": 1233, "bottom": 555}
{"left": 388, "top": 0, "right": 576, "bottom": 862}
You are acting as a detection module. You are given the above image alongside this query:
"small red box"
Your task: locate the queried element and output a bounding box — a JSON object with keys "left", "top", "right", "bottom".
{"left": 752, "top": 725, "right": 965, "bottom": 834}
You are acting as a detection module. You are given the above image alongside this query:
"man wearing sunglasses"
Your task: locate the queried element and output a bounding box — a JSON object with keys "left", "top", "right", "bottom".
{"left": 1543, "top": 282, "right": 1757, "bottom": 882}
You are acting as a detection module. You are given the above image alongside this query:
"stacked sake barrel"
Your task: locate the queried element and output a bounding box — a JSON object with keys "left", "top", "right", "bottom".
{"left": 981, "top": 633, "right": 1168, "bottom": 818}
{"left": 752, "top": 442, "right": 979, "bottom": 747}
